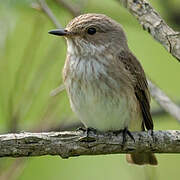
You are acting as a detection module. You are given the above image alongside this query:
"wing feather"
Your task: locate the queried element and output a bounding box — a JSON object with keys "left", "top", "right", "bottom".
{"left": 117, "top": 51, "right": 153, "bottom": 130}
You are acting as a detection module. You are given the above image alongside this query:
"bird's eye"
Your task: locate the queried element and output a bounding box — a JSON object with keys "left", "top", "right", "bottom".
{"left": 87, "top": 27, "right": 96, "bottom": 35}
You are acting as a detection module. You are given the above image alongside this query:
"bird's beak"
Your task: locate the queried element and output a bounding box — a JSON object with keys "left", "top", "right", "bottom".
{"left": 48, "top": 29, "right": 68, "bottom": 36}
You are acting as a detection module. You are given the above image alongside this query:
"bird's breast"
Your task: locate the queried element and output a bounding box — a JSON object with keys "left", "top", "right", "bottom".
{"left": 63, "top": 55, "right": 142, "bottom": 131}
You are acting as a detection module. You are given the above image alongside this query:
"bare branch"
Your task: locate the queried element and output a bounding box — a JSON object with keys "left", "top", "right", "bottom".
{"left": 55, "top": 0, "right": 81, "bottom": 17}
{"left": 38, "top": 0, "right": 62, "bottom": 28}
{"left": 0, "top": 130, "right": 179, "bottom": 158}
{"left": 151, "top": 101, "right": 180, "bottom": 117}
{"left": 148, "top": 80, "right": 180, "bottom": 122}
{"left": 118, "top": 0, "right": 180, "bottom": 62}
{"left": 50, "top": 84, "right": 65, "bottom": 96}
{"left": 151, "top": 106, "right": 169, "bottom": 117}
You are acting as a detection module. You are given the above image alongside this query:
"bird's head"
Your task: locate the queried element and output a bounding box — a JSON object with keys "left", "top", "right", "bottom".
{"left": 49, "top": 13, "right": 128, "bottom": 56}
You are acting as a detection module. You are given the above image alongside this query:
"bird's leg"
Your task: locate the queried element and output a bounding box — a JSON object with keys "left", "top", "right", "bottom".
{"left": 149, "top": 129, "right": 154, "bottom": 137}
{"left": 149, "top": 129, "right": 155, "bottom": 143}
{"left": 112, "top": 129, "right": 123, "bottom": 136}
{"left": 77, "top": 127, "right": 97, "bottom": 134}
{"left": 112, "top": 128, "right": 135, "bottom": 146}
{"left": 76, "top": 126, "right": 86, "bottom": 132}
{"left": 78, "top": 127, "right": 96, "bottom": 142}
{"left": 122, "top": 128, "right": 135, "bottom": 145}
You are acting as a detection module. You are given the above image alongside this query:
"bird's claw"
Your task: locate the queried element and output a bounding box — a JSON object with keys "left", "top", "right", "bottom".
{"left": 112, "top": 128, "right": 135, "bottom": 146}
{"left": 122, "top": 128, "right": 135, "bottom": 144}
{"left": 78, "top": 127, "right": 96, "bottom": 142}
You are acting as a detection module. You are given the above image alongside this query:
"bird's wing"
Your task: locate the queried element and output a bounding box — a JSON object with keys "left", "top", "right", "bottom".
{"left": 117, "top": 51, "right": 153, "bottom": 130}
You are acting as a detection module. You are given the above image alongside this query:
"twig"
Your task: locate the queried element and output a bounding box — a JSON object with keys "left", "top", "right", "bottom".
{"left": 148, "top": 80, "right": 180, "bottom": 122}
{"left": 151, "top": 101, "right": 180, "bottom": 117}
{"left": 151, "top": 106, "right": 168, "bottom": 117}
{"left": 38, "top": 0, "right": 62, "bottom": 28}
{"left": 0, "top": 130, "right": 179, "bottom": 158}
{"left": 55, "top": 0, "right": 81, "bottom": 17}
{"left": 50, "top": 84, "right": 65, "bottom": 96}
{"left": 118, "top": 0, "right": 180, "bottom": 62}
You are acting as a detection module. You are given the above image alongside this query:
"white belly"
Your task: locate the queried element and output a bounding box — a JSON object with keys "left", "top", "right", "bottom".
{"left": 70, "top": 88, "right": 133, "bottom": 131}
{"left": 64, "top": 57, "right": 142, "bottom": 132}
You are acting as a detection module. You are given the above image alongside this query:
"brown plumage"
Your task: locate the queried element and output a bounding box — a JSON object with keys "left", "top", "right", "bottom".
{"left": 118, "top": 51, "right": 153, "bottom": 130}
{"left": 118, "top": 51, "right": 157, "bottom": 165}
{"left": 49, "top": 13, "right": 157, "bottom": 165}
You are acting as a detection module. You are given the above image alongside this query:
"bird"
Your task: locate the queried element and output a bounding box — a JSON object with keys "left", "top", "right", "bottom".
{"left": 48, "top": 13, "right": 157, "bottom": 165}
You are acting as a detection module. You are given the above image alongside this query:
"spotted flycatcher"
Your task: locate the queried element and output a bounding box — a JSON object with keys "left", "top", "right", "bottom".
{"left": 49, "top": 13, "right": 157, "bottom": 165}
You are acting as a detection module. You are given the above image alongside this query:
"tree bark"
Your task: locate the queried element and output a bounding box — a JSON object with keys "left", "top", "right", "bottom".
{"left": 0, "top": 130, "right": 179, "bottom": 158}
{"left": 119, "top": 0, "right": 180, "bottom": 62}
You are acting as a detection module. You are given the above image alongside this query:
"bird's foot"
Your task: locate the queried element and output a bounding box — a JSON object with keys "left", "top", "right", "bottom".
{"left": 149, "top": 129, "right": 155, "bottom": 143}
{"left": 149, "top": 129, "right": 154, "bottom": 137}
{"left": 78, "top": 127, "right": 96, "bottom": 142}
{"left": 122, "top": 128, "right": 135, "bottom": 144}
{"left": 112, "top": 128, "right": 135, "bottom": 146}
{"left": 76, "top": 126, "right": 86, "bottom": 132}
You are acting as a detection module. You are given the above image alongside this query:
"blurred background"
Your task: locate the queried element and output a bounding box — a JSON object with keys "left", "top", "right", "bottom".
{"left": 0, "top": 0, "right": 180, "bottom": 179}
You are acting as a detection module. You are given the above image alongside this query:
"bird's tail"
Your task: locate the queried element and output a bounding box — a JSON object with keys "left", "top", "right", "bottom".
{"left": 126, "top": 152, "right": 158, "bottom": 166}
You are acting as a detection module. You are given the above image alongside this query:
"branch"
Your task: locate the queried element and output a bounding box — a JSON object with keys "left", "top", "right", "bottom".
{"left": 151, "top": 101, "right": 180, "bottom": 117}
{"left": 38, "top": 0, "right": 62, "bottom": 28}
{"left": 148, "top": 80, "right": 180, "bottom": 122}
{"left": 118, "top": 0, "right": 180, "bottom": 62}
{"left": 0, "top": 130, "right": 180, "bottom": 158}
{"left": 55, "top": 0, "right": 81, "bottom": 17}
{"left": 50, "top": 84, "right": 65, "bottom": 96}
